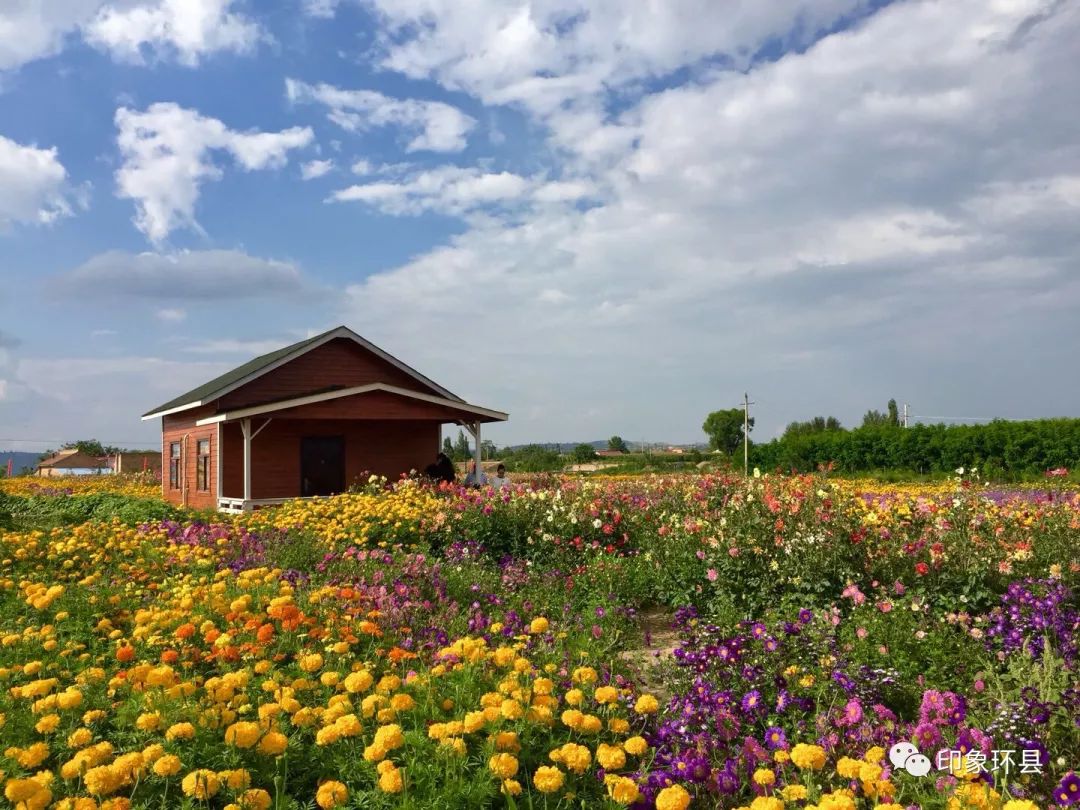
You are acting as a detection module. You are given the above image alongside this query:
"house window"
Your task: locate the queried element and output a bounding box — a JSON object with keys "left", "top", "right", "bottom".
{"left": 169, "top": 442, "right": 181, "bottom": 489}
{"left": 196, "top": 439, "right": 210, "bottom": 492}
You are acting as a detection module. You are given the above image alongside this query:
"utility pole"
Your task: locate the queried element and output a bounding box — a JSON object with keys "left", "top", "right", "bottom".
{"left": 743, "top": 392, "right": 754, "bottom": 476}
{"left": 902, "top": 403, "right": 909, "bottom": 428}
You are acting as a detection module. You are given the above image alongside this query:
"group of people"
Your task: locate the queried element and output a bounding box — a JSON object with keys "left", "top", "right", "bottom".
{"left": 423, "top": 452, "right": 510, "bottom": 489}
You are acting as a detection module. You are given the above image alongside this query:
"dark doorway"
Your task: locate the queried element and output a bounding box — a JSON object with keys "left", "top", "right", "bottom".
{"left": 300, "top": 436, "right": 345, "bottom": 497}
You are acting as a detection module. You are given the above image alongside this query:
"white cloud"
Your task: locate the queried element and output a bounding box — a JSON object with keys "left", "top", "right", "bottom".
{"left": 330, "top": 165, "right": 534, "bottom": 216}
{"left": 182, "top": 337, "right": 291, "bottom": 354}
{"left": 52, "top": 249, "right": 321, "bottom": 300}
{"left": 156, "top": 307, "right": 186, "bottom": 322}
{"left": 0, "top": 134, "right": 78, "bottom": 229}
{"left": 301, "top": 159, "right": 334, "bottom": 180}
{"left": 0, "top": 0, "right": 260, "bottom": 72}
{"left": 285, "top": 78, "right": 476, "bottom": 153}
{"left": 114, "top": 103, "right": 313, "bottom": 242}
{"left": 334, "top": 0, "right": 1080, "bottom": 442}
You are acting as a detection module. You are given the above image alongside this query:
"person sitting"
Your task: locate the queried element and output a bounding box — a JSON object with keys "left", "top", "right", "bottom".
{"left": 489, "top": 463, "right": 510, "bottom": 488}
{"left": 425, "top": 452, "right": 456, "bottom": 484}
{"left": 464, "top": 461, "right": 487, "bottom": 488}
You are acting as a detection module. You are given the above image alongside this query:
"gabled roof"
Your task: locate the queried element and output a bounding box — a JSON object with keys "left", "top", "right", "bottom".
{"left": 38, "top": 451, "right": 109, "bottom": 469}
{"left": 142, "top": 326, "right": 464, "bottom": 419}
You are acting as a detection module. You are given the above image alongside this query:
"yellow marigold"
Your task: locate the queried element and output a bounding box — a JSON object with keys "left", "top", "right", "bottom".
{"left": 464, "top": 710, "right": 486, "bottom": 733}
{"left": 298, "top": 654, "right": 323, "bottom": 673}
{"left": 782, "top": 785, "right": 809, "bottom": 802}
{"left": 594, "top": 685, "right": 619, "bottom": 704}
{"left": 635, "top": 694, "right": 659, "bottom": 714}
{"left": 257, "top": 731, "right": 288, "bottom": 756}
{"left": 181, "top": 770, "right": 221, "bottom": 800}
{"left": 580, "top": 714, "right": 603, "bottom": 734}
{"left": 572, "top": 666, "right": 598, "bottom": 684}
{"left": 4, "top": 778, "right": 48, "bottom": 805}
{"left": 751, "top": 798, "right": 784, "bottom": 810}
{"left": 152, "top": 755, "right": 182, "bottom": 777}
{"left": 373, "top": 723, "right": 404, "bottom": 750}
{"left": 561, "top": 708, "right": 584, "bottom": 730}
{"left": 237, "top": 788, "right": 272, "bottom": 810}
{"left": 316, "top": 781, "right": 348, "bottom": 809}
{"left": 533, "top": 677, "right": 554, "bottom": 695}
{"left": 606, "top": 775, "right": 640, "bottom": 805}
{"left": 502, "top": 779, "right": 522, "bottom": 796}
{"left": 489, "top": 753, "right": 519, "bottom": 780}
{"left": 791, "top": 743, "right": 827, "bottom": 770}
{"left": 753, "top": 768, "right": 776, "bottom": 787}
{"left": 493, "top": 647, "right": 516, "bottom": 667}
{"left": 818, "top": 791, "right": 856, "bottom": 810}
{"left": 57, "top": 689, "right": 83, "bottom": 710}
{"left": 134, "top": 717, "right": 159, "bottom": 734}
{"left": 220, "top": 770, "right": 251, "bottom": 791}
{"left": 493, "top": 731, "right": 520, "bottom": 753}
{"left": 565, "top": 688, "right": 584, "bottom": 706}
{"left": 865, "top": 746, "right": 886, "bottom": 765}
{"left": 440, "top": 737, "right": 467, "bottom": 757}
{"left": 609, "top": 717, "right": 630, "bottom": 734}
{"left": 390, "top": 693, "right": 415, "bottom": 712}
{"left": 165, "top": 722, "right": 195, "bottom": 741}
{"left": 597, "top": 743, "right": 627, "bottom": 771}
{"left": 529, "top": 617, "right": 549, "bottom": 634}
{"left": 836, "top": 757, "right": 862, "bottom": 779}
{"left": 377, "top": 767, "right": 403, "bottom": 793}
{"left": 655, "top": 784, "right": 692, "bottom": 810}
{"left": 624, "top": 736, "right": 648, "bottom": 756}
{"left": 342, "top": 670, "right": 373, "bottom": 693}
{"left": 35, "top": 713, "right": 61, "bottom": 734}
{"left": 1002, "top": 803, "right": 1039, "bottom": 810}
{"left": 225, "top": 721, "right": 261, "bottom": 749}
{"left": 534, "top": 766, "right": 565, "bottom": 794}
{"left": 876, "top": 805, "right": 904, "bottom": 810}
{"left": 68, "top": 728, "right": 93, "bottom": 748}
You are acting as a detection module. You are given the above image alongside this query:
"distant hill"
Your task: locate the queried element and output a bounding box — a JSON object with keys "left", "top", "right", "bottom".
{"left": 0, "top": 451, "right": 41, "bottom": 474}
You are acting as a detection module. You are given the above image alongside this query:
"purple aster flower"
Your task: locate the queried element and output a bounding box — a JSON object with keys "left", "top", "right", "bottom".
{"left": 741, "top": 689, "right": 763, "bottom": 714}
{"left": 764, "top": 726, "right": 788, "bottom": 750}
{"left": 1054, "top": 772, "right": 1080, "bottom": 805}
{"left": 776, "top": 689, "right": 791, "bottom": 713}
{"left": 913, "top": 722, "right": 941, "bottom": 749}
{"left": 751, "top": 622, "right": 768, "bottom": 639}
{"left": 842, "top": 699, "right": 864, "bottom": 726}
{"left": 798, "top": 608, "right": 814, "bottom": 624}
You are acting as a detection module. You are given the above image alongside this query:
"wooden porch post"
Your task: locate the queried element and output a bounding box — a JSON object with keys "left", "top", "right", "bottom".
{"left": 241, "top": 418, "right": 252, "bottom": 507}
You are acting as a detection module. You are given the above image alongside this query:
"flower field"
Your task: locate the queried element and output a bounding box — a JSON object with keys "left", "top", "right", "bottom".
{"left": 0, "top": 472, "right": 1077, "bottom": 809}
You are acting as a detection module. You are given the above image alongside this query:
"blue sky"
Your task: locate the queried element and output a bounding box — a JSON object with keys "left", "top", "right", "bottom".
{"left": 2, "top": 0, "right": 1079, "bottom": 453}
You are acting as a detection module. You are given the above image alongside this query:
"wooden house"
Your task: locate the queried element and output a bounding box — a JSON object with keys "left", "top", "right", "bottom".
{"left": 141, "top": 326, "right": 507, "bottom": 511}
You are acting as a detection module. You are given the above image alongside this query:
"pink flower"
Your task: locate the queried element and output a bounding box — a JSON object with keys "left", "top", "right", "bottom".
{"left": 696, "top": 550, "right": 706, "bottom": 560}
{"left": 893, "top": 580, "right": 906, "bottom": 595}
{"left": 877, "top": 601, "right": 893, "bottom": 613}
{"left": 856, "top": 627, "right": 868, "bottom": 639}
{"left": 728, "top": 547, "right": 740, "bottom": 558}
{"left": 707, "top": 568, "right": 719, "bottom": 582}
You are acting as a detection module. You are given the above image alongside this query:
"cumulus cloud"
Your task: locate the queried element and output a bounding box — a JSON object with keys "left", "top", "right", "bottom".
{"left": 0, "top": 0, "right": 260, "bottom": 72}
{"left": 330, "top": 165, "right": 594, "bottom": 217}
{"left": 301, "top": 159, "right": 334, "bottom": 180}
{"left": 0, "top": 134, "right": 79, "bottom": 230}
{"left": 155, "top": 307, "right": 186, "bottom": 323}
{"left": 114, "top": 103, "right": 313, "bottom": 242}
{"left": 285, "top": 78, "right": 475, "bottom": 153}
{"left": 51, "top": 249, "right": 321, "bottom": 301}
{"left": 335, "top": 0, "right": 1080, "bottom": 441}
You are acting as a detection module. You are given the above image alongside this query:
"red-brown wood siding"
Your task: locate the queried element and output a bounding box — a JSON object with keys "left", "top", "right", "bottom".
{"left": 220, "top": 419, "right": 438, "bottom": 499}
{"left": 255, "top": 390, "right": 477, "bottom": 421}
{"left": 219, "top": 338, "right": 444, "bottom": 409}
{"left": 161, "top": 407, "right": 218, "bottom": 510}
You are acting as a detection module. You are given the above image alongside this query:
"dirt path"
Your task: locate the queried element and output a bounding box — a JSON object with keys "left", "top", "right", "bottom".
{"left": 618, "top": 608, "right": 680, "bottom": 698}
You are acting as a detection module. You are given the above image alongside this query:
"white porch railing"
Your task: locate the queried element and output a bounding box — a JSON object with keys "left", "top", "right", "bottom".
{"left": 218, "top": 496, "right": 299, "bottom": 514}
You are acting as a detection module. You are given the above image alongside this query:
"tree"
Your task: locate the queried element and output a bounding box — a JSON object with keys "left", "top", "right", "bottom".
{"left": 481, "top": 440, "right": 497, "bottom": 460}
{"left": 607, "top": 436, "right": 629, "bottom": 453}
{"left": 887, "top": 399, "right": 900, "bottom": 427}
{"left": 442, "top": 436, "right": 454, "bottom": 457}
{"left": 452, "top": 430, "right": 472, "bottom": 461}
{"left": 783, "top": 416, "right": 843, "bottom": 439}
{"left": 862, "top": 409, "right": 890, "bottom": 428}
{"left": 571, "top": 443, "right": 598, "bottom": 463}
{"left": 703, "top": 408, "right": 753, "bottom": 455}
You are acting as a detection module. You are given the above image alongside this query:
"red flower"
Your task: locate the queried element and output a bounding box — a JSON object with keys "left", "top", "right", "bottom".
{"left": 915, "top": 562, "right": 930, "bottom": 576}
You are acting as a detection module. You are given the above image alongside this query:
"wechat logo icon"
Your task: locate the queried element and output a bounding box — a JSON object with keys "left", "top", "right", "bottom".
{"left": 890, "top": 742, "right": 932, "bottom": 777}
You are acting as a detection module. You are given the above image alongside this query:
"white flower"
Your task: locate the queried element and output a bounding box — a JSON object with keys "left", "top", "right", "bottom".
{"left": 592, "top": 519, "right": 602, "bottom": 529}
{"left": 956, "top": 467, "right": 965, "bottom": 475}
{"left": 753, "top": 467, "right": 761, "bottom": 478}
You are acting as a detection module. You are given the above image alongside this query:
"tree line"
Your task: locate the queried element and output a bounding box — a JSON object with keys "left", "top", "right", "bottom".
{"left": 701, "top": 401, "right": 1079, "bottom": 477}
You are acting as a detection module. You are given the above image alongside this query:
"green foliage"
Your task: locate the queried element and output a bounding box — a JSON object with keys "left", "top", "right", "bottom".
{"left": 7, "top": 492, "right": 183, "bottom": 528}
{"left": 451, "top": 430, "right": 472, "bottom": 461}
{"left": 783, "top": 415, "right": 843, "bottom": 439}
{"left": 501, "top": 444, "right": 563, "bottom": 472}
{"left": 571, "top": 443, "right": 598, "bottom": 463}
{"left": 703, "top": 408, "right": 753, "bottom": 454}
{"left": 752, "top": 418, "right": 1080, "bottom": 477}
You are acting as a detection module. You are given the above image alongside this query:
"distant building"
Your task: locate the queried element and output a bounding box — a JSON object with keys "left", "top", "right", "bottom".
{"left": 37, "top": 449, "right": 112, "bottom": 476}
{"left": 110, "top": 451, "right": 162, "bottom": 475}
{"left": 596, "top": 449, "right": 625, "bottom": 457}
